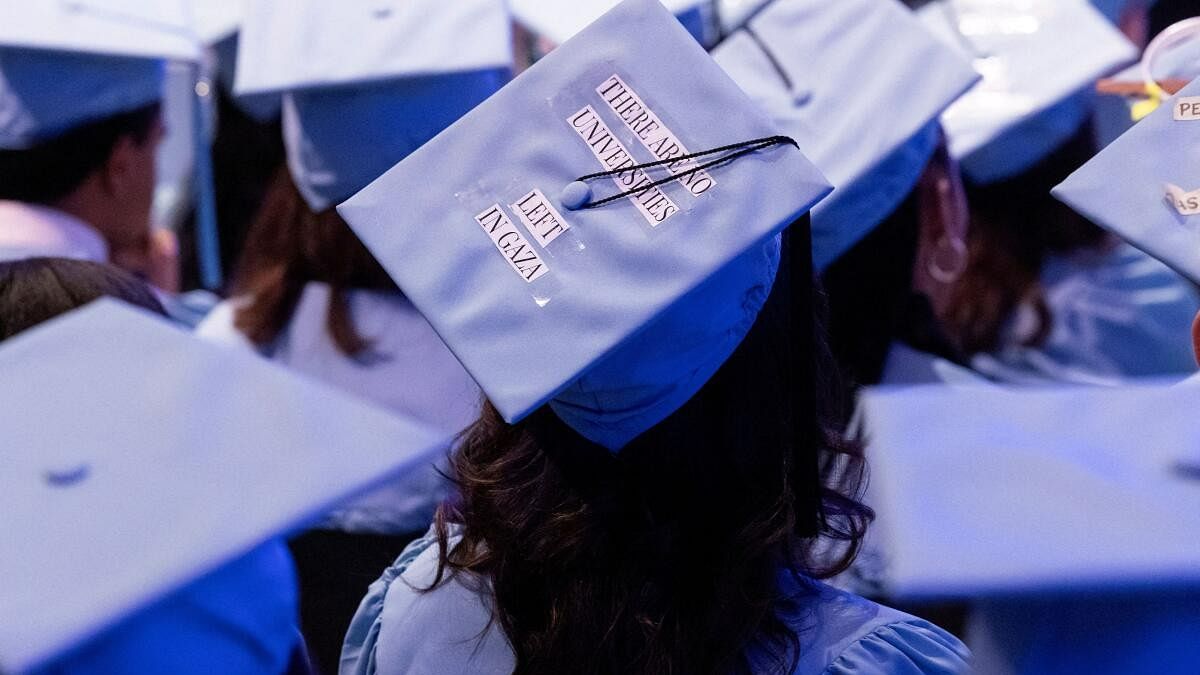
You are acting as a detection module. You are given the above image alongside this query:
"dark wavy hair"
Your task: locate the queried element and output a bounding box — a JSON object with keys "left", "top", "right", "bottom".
{"left": 230, "top": 167, "right": 398, "bottom": 356}
{"left": 428, "top": 237, "right": 871, "bottom": 675}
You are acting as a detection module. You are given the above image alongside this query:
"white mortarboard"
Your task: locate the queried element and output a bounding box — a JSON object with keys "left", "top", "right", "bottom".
{"left": 235, "top": 0, "right": 513, "bottom": 212}
{"left": 0, "top": 299, "right": 447, "bottom": 673}
{"left": 0, "top": 0, "right": 200, "bottom": 149}
{"left": 189, "top": 0, "right": 245, "bottom": 46}
{"left": 712, "top": 0, "right": 979, "bottom": 271}
{"left": 188, "top": 0, "right": 282, "bottom": 123}
{"left": 862, "top": 381, "right": 1200, "bottom": 599}
{"left": 338, "top": 0, "right": 831, "bottom": 450}
{"left": 1054, "top": 77, "right": 1200, "bottom": 285}
{"left": 917, "top": 0, "right": 1137, "bottom": 184}
{"left": 510, "top": 0, "right": 711, "bottom": 47}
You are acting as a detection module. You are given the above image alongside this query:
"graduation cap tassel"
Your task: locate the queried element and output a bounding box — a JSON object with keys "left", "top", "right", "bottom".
{"left": 787, "top": 213, "right": 822, "bottom": 538}
{"left": 571, "top": 135, "right": 798, "bottom": 209}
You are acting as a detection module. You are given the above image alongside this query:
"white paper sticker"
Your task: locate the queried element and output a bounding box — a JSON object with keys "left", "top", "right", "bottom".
{"left": 512, "top": 189, "right": 571, "bottom": 248}
{"left": 1174, "top": 97, "right": 1200, "bottom": 122}
{"left": 596, "top": 74, "right": 715, "bottom": 197}
{"left": 1166, "top": 184, "right": 1200, "bottom": 216}
{"left": 567, "top": 105, "right": 680, "bottom": 227}
{"left": 475, "top": 205, "right": 551, "bottom": 283}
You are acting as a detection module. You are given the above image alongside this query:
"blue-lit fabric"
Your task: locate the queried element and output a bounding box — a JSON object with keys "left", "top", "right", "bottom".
{"left": 0, "top": 47, "right": 164, "bottom": 148}
{"left": 960, "top": 91, "right": 1094, "bottom": 185}
{"left": 341, "top": 525, "right": 971, "bottom": 675}
{"left": 970, "top": 592, "right": 1200, "bottom": 675}
{"left": 549, "top": 235, "right": 779, "bottom": 450}
{"left": 712, "top": 0, "right": 978, "bottom": 271}
{"left": 509, "top": 0, "right": 710, "bottom": 46}
{"left": 811, "top": 121, "right": 940, "bottom": 271}
{"left": 283, "top": 68, "right": 510, "bottom": 212}
{"left": 971, "top": 244, "right": 1200, "bottom": 386}
{"left": 675, "top": 4, "right": 711, "bottom": 45}
{"left": 338, "top": 0, "right": 830, "bottom": 449}
{"left": 31, "top": 541, "right": 299, "bottom": 675}
{"left": 1055, "top": 77, "right": 1200, "bottom": 285}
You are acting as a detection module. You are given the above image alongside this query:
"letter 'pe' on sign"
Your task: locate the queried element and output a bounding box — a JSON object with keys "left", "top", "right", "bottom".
{"left": 338, "top": 0, "right": 830, "bottom": 425}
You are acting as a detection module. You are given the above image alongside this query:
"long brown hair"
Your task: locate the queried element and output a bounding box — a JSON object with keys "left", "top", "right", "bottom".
{"left": 939, "top": 124, "right": 1111, "bottom": 355}
{"left": 430, "top": 246, "right": 870, "bottom": 675}
{"left": 230, "top": 167, "right": 398, "bottom": 356}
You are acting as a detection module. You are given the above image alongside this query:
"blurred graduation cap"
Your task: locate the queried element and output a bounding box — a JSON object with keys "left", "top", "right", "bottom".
{"left": 189, "top": 0, "right": 245, "bottom": 46}
{"left": 0, "top": 0, "right": 199, "bottom": 149}
{"left": 0, "top": 1, "right": 228, "bottom": 290}
{"left": 1054, "top": 77, "right": 1200, "bottom": 285}
{"left": 235, "top": 0, "right": 513, "bottom": 212}
{"left": 916, "top": 0, "right": 1138, "bottom": 184}
{"left": 861, "top": 381, "right": 1200, "bottom": 599}
{"left": 338, "top": 0, "right": 831, "bottom": 450}
{"left": 510, "top": 0, "right": 711, "bottom": 47}
{"left": 183, "top": 0, "right": 283, "bottom": 124}
{"left": 712, "top": 0, "right": 979, "bottom": 271}
{"left": 0, "top": 299, "right": 448, "bottom": 673}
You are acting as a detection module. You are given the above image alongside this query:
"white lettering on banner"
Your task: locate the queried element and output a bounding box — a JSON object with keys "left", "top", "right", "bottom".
{"left": 596, "top": 74, "right": 715, "bottom": 197}
{"left": 512, "top": 189, "right": 572, "bottom": 247}
{"left": 1166, "top": 184, "right": 1200, "bottom": 217}
{"left": 567, "top": 105, "right": 679, "bottom": 226}
{"left": 1174, "top": 97, "right": 1200, "bottom": 121}
{"left": 474, "top": 205, "right": 551, "bottom": 282}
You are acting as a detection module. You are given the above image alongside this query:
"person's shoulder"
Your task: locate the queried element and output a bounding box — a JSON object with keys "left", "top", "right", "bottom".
{"left": 341, "top": 526, "right": 514, "bottom": 675}
{"left": 194, "top": 296, "right": 255, "bottom": 347}
{"left": 789, "top": 581, "right": 971, "bottom": 675}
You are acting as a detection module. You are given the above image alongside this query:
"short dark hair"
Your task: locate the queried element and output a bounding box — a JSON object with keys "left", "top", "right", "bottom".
{"left": 0, "top": 257, "right": 166, "bottom": 342}
{"left": 0, "top": 103, "right": 161, "bottom": 205}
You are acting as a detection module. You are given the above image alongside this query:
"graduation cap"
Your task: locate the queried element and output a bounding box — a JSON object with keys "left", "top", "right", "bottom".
{"left": 0, "top": 1, "right": 228, "bottom": 290}
{"left": 235, "top": 0, "right": 513, "bottom": 212}
{"left": 1054, "top": 77, "right": 1200, "bottom": 285}
{"left": 862, "top": 380, "right": 1200, "bottom": 599}
{"left": 189, "top": 0, "right": 245, "bottom": 46}
{"left": 0, "top": 0, "right": 199, "bottom": 149}
{"left": 338, "top": 0, "right": 831, "bottom": 450}
{"left": 712, "top": 0, "right": 979, "bottom": 271}
{"left": 510, "top": 0, "right": 711, "bottom": 47}
{"left": 0, "top": 299, "right": 448, "bottom": 673}
{"left": 916, "top": 0, "right": 1138, "bottom": 184}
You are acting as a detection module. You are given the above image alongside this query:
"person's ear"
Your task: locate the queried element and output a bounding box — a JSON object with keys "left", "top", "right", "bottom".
{"left": 923, "top": 140, "right": 970, "bottom": 246}
{"left": 915, "top": 136, "right": 970, "bottom": 288}
{"left": 100, "top": 135, "right": 142, "bottom": 199}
